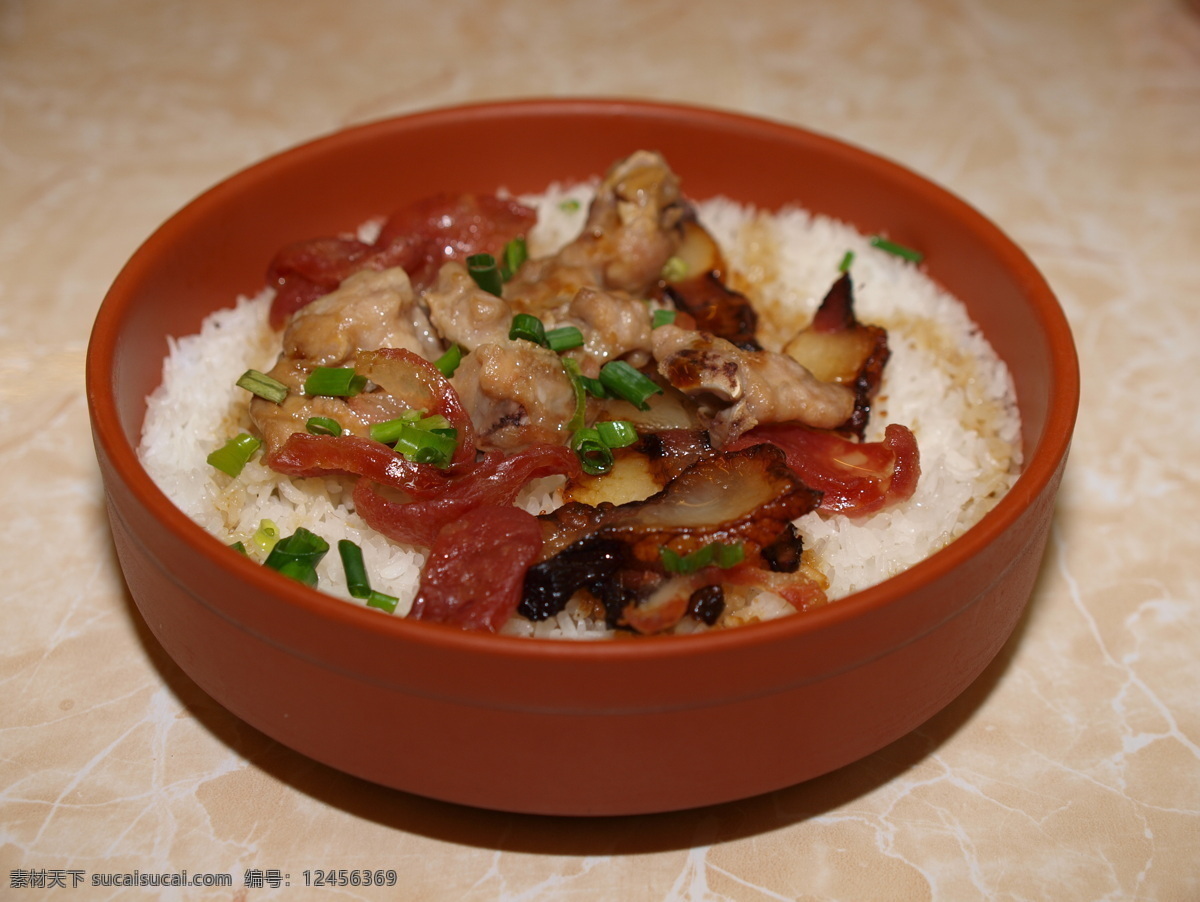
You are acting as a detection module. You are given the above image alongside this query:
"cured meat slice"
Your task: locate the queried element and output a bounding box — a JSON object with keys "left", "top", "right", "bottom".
{"left": 409, "top": 505, "right": 544, "bottom": 632}
{"left": 727, "top": 422, "right": 920, "bottom": 515}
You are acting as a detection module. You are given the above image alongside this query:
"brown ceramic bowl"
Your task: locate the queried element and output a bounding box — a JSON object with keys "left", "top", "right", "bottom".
{"left": 87, "top": 98, "right": 1078, "bottom": 816}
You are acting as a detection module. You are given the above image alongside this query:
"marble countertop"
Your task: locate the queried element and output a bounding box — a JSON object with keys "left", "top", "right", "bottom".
{"left": 3, "top": 1, "right": 1198, "bottom": 899}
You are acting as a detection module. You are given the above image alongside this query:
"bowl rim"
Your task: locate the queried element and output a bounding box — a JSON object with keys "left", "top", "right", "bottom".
{"left": 87, "top": 96, "right": 1080, "bottom": 665}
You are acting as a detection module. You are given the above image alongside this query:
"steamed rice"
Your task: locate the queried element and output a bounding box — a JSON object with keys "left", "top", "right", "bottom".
{"left": 139, "top": 184, "right": 1022, "bottom": 638}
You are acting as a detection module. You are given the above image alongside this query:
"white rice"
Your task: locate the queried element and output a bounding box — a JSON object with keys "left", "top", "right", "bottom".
{"left": 139, "top": 185, "right": 1021, "bottom": 636}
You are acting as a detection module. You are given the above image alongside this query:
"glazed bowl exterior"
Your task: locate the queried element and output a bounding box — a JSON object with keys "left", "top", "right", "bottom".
{"left": 87, "top": 99, "right": 1078, "bottom": 816}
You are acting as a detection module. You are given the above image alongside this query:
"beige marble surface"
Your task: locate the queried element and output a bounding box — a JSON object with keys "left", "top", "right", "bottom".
{"left": 2, "top": 0, "right": 1198, "bottom": 898}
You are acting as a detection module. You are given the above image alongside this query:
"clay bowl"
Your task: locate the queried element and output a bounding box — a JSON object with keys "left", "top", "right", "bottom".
{"left": 87, "top": 98, "right": 1078, "bottom": 816}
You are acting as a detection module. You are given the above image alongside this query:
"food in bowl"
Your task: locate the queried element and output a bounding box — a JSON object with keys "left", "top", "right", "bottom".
{"left": 139, "top": 149, "right": 1021, "bottom": 638}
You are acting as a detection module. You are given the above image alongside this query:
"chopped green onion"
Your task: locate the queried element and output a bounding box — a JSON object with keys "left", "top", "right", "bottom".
{"left": 417, "top": 413, "right": 452, "bottom": 432}
{"left": 303, "top": 366, "right": 367, "bottom": 397}
{"left": 561, "top": 358, "right": 588, "bottom": 432}
{"left": 229, "top": 541, "right": 247, "bottom": 554}
{"left": 369, "top": 410, "right": 424, "bottom": 445}
{"left": 545, "top": 325, "right": 585, "bottom": 351}
{"left": 651, "top": 308, "right": 677, "bottom": 329}
{"left": 659, "top": 546, "right": 690, "bottom": 573}
{"left": 668, "top": 543, "right": 708, "bottom": 573}
{"left": 467, "top": 252, "right": 504, "bottom": 296}
{"left": 509, "top": 312, "right": 547, "bottom": 345}
{"left": 277, "top": 560, "right": 319, "bottom": 587}
{"left": 562, "top": 356, "right": 608, "bottom": 407}
{"left": 501, "top": 236, "right": 528, "bottom": 281}
{"left": 393, "top": 425, "right": 457, "bottom": 467}
{"left": 252, "top": 519, "right": 280, "bottom": 554}
{"left": 570, "top": 427, "right": 615, "bottom": 476}
{"left": 265, "top": 527, "right": 328, "bottom": 563}
{"left": 435, "top": 344, "right": 463, "bottom": 377}
{"left": 366, "top": 590, "right": 398, "bottom": 613}
{"left": 337, "top": 539, "right": 397, "bottom": 611}
{"left": 264, "top": 527, "right": 329, "bottom": 586}
{"left": 661, "top": 256, "right": 689, "bottom": 282}
{"left": 236, "top": 369, "right": 288, "bottom": 404}
{"left": 714, "top": 542, "right": 746, "bottom": 568}
{"left": 579, "top": 373, "right": 609, "bottom": 398}
{"left": 659, "top": 541, "right": 745, "bottom": 574}
{"left": 598, "top": 360, "right": 663, "bottom": 411}
{"left": 838, "top": 250, "right": 855, "bottom": 273}
{"left": 206, "top": 433, "right": 262, "bottom": 477}
{"left": 337, "top": 539, "right": 371, "bottom": 599}
{"left": 558, "top": 198, "right": 581, "bottom": 213}
{"left": 869, "top": 235, "right": 924, "bottom": 264}
{"left": 305, "top": 416, "right": 342, "bottom": 436}
{"left": 595, "top": 419, "right": 638, "bottom": 449}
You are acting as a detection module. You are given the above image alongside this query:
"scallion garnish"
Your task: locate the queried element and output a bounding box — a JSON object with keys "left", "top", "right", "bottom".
{"left": 303, "top": 366, "right": 367, "bottom": 397}
{"left": 868, "top": 236, "right": 924, "bottom": 264}
{"left": 252, "top": 519, "right": 280, "bottom": 554}
{"left": 598, "top": 360, "right": 663, "bottom": 411}
{"left": 579, "top": 373, "right": 609, "bottom": 398}
{"left": 366, "top": 590, "right": 398, "bottom": 614}
{"left": 714, "top": 542, "right": 746, "bottom": 568}
{"left": 206, "top": 433, "right": 262, "bottom": 477}
{"left": 435, "top": 344, "right": 463, "bottom": 377}
{"left": 570, "top": 427, "right": 615, "bottom": 476}
{"left": 501, "top": 236, "right": 528, "bottom": 281}
{"left": 264, "top": 527, "right": 329, "bottom": 587}
{"left": 236, "top": 369, "right": 288, "bottom": 404}
{"left": 368, "top": 422, "right": 400, "bottom": 445}
{"left": 467, "top": 252, "right": 504, "bottom": 296}
{"left": 276, "top": 560, "right": 319, "bottom": 587}
{"left": 368, "top": 409, "right": 423, "bottom": 445}
{"left": 265, "top": 527, "right": 328, "bottom": 563}
{"left": 372, "top": 410, "right": 457, "bottom": 467}
{"left": 545, "top": 325, "right": 585, "bottom": 351}
{"left": 229, "top": 541, "right": 247, "bottom": 554}
{"left": 337, "top": 540, "right": 397, "bottom": 611}
{"left": 509, "top": 312, "right": 547, "bottom": 346}
{"left": 838, "top": 250, "right": 855, "bottom": 272}
{"left": 558, "top": 198, "right": 581, "bottom": 214}
{"left": 393, "top": 425, "right": 457, "bottom": 467}
{"left": 658, "top": 546, "right": 690, "bottom": 574}
{"left": 561, "top": 358, "right": 588, "bottom": 432}
{"left": 661, "top": 256, "right": 688, "bottom": 282}
{"left": 509, "top": 314, "right": 586, "bottom": 353}
{"left": 651, "top": 308, "right": 677, "bottom": 329}
{"left": 659, "top": 541, "right": 745, "bottom": 575}
{"left": 417, "top": 413, "right": 452, "bottom": 432}
{"left": 337, "top": 539, "right": 372, "bottom": 599}
{"left": 305, "top": 416, "right": 342, "bottom": 436}
{"left": 595, "top": 419, "right": 638, "bottom": 449}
